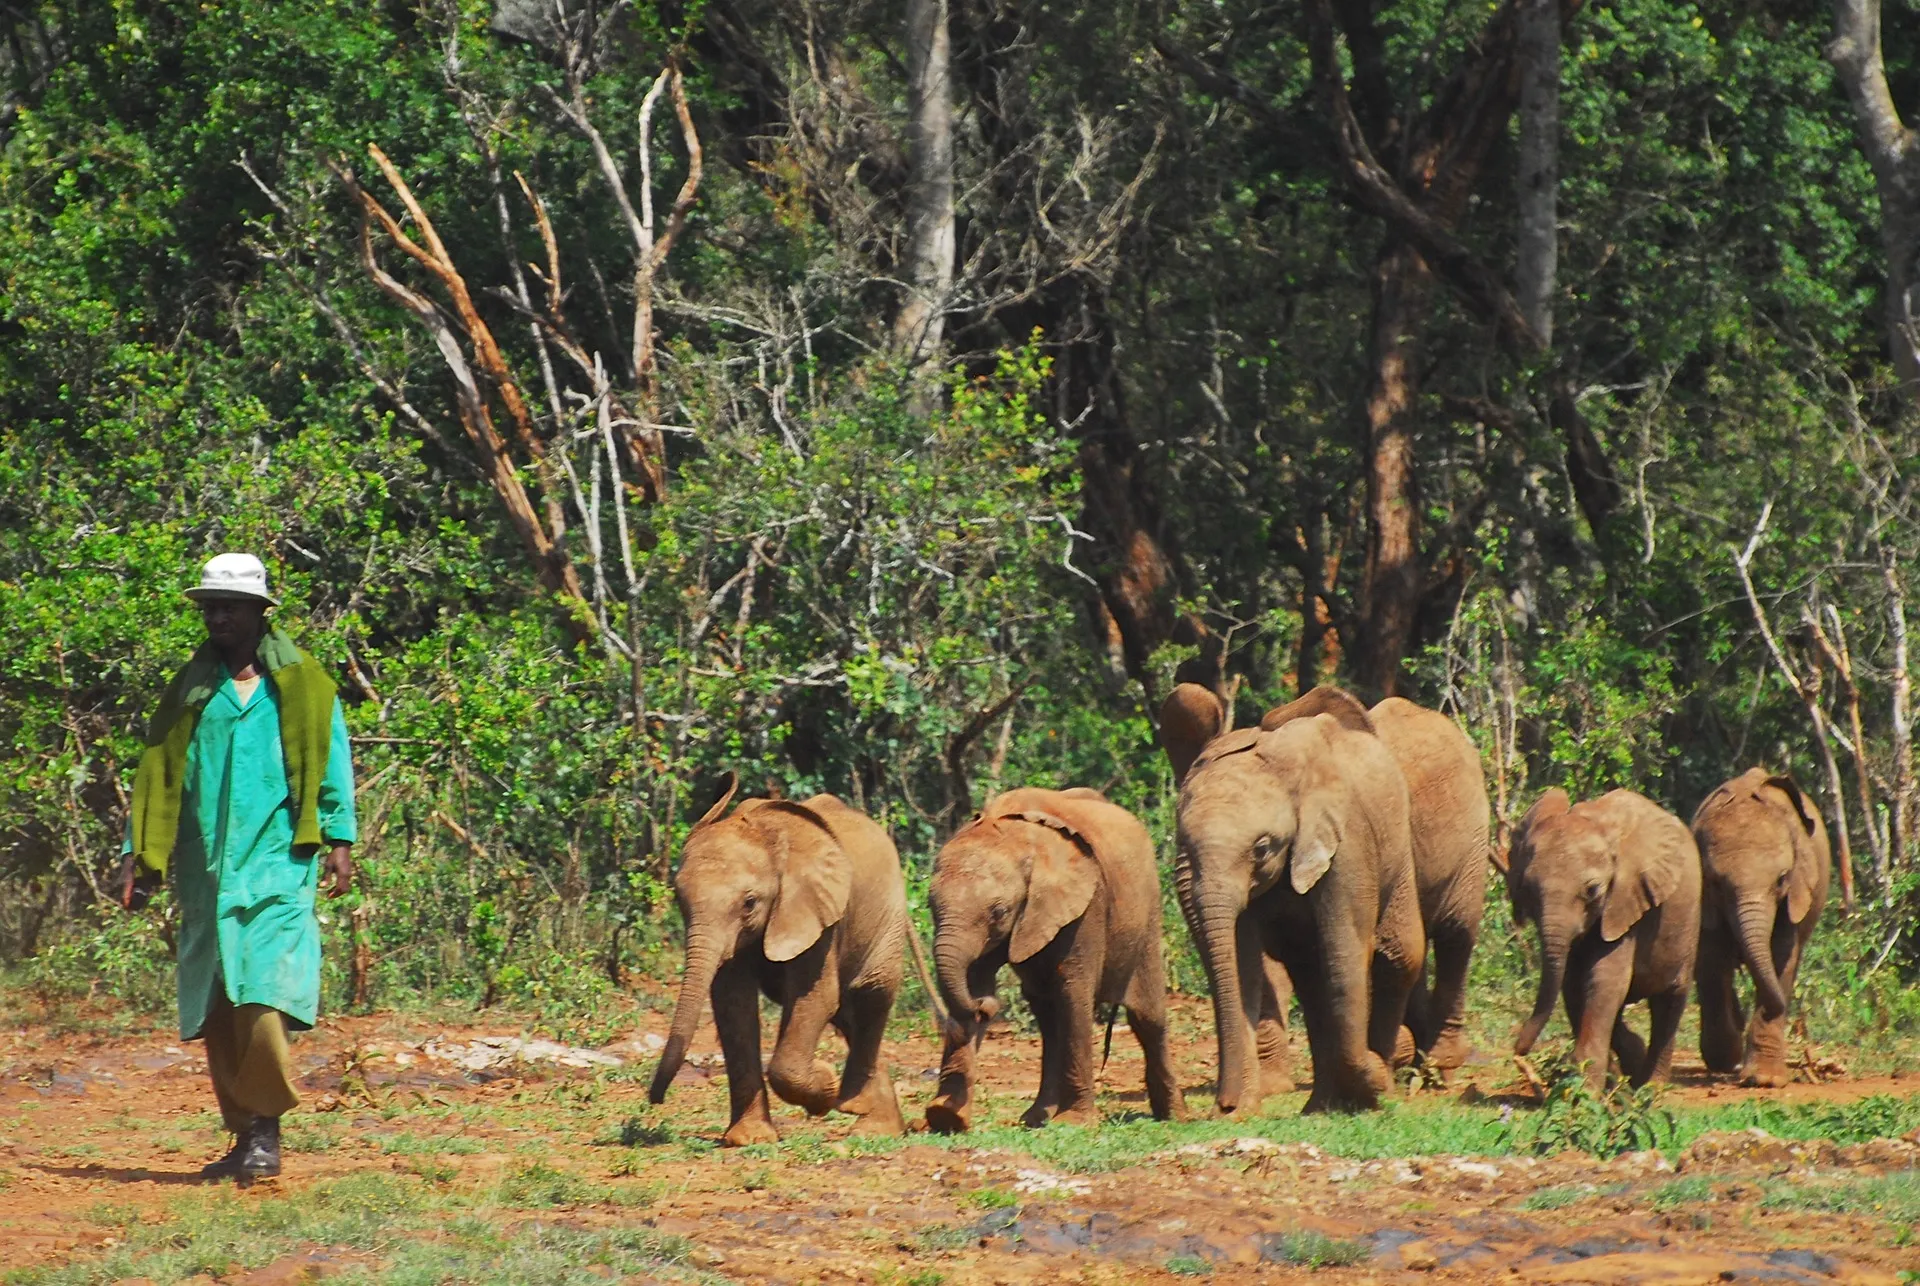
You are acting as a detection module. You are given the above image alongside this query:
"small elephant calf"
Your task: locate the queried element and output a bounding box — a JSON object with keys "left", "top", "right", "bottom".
{"left": 648, "top": 780, "right": 907, "bottom": 1145}
{"left": 925, "top": 787, "right": 1186, "bottom": 1131}
{"left": 1692, "top": 769, "right": 1830, "bottom": 1087}
{"left": 1502, "top": 788, "right": 1701, "bottom": 1091}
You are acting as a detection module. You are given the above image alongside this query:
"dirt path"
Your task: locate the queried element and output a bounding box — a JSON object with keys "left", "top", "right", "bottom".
{"left": 2, "top": 1000, "right": 1915, "bottom": 1284}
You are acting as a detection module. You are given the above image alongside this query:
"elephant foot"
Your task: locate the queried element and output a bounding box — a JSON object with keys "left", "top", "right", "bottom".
{"left": 1019, "top": 1102, "right": 1054, "bottom": 1129}
{"left": 1738, "top": 1060, "right": 1791, "bottom": 1089}
{"left": 1391, "top": 1026, "right": 1419, "bottom": 1070}
{"left": 924, "top": 1098, "right": 971, "bottom": 1135}
{"left": 721, "top": 1117, "right": 781, "bottom": 1148}
{"left": 837, "top": 1084, "right": 899, "bottom": 1121}
{"left": 1155, "top": 1088, "right": 1191, "bottom": 1122}
{"left": 847, "top": 1104, "right": 905, "bottom": 1136}
{"left": 769, "top": 1060, "right": 840, "bottom": 1117}
{"left": 1048, "top": 1104, "right": 1099, "bottom": 1129}
{"left": 1424, "top": 1028, "right": 1472, "bottom": 1073}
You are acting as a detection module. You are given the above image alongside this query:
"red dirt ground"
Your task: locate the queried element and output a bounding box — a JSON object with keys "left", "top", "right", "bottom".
{"left": 2, "top": 996, "right": 1917, "bottom": 1284}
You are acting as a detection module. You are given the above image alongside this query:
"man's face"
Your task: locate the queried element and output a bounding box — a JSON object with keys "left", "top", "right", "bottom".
{"left": 199, "top": 597, "right": 267, "bottom": 651}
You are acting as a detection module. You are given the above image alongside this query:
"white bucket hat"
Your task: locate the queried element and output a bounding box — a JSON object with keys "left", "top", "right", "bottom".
{"left": 185, "top": 552, "right": 279, "bottom": 606}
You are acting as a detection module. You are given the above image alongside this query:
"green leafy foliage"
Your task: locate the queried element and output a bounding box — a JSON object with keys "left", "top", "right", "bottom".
{"left": 1510, "top": 1061, "right": 1679, "bottom": 1158}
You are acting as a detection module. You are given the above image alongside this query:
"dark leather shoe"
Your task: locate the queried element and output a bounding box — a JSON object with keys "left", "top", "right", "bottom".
{"left": 200, "top": 1121, "right": 253, "bottom": 1179}
{"left": 239, "top": 1115, "right": 281, "bottom": 1178}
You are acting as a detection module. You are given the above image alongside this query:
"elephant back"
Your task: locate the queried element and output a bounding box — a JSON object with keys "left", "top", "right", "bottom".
{"left": 1367, "top": 698, "right": 1492, "bottom": 925}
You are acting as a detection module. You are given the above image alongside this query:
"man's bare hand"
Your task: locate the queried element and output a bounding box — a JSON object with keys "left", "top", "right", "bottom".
{"left": 322, "top": 844, "right": 354, "bottom": 898}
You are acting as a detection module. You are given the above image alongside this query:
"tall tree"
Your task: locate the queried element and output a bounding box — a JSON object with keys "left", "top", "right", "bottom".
{"left": 895, "top": 0, "right": 955, "bottom": 361}
{"left": 1830, "top": 0, "right": 1920, "bottom": 396}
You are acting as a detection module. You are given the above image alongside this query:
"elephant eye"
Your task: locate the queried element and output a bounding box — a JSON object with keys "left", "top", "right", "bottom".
{"left": 742, "top": 892, "right": 758, "bottom": 910}
{"left": 1252, "top": 835, "right": 1274, "bottom": 859}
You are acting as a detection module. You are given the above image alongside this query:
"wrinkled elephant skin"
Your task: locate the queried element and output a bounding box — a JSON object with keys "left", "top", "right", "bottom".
{"left": 925, "top": 788, "right": 1186, "bottom": 1132}
{"left": 1507, "top": 788, "right": 1701, "bottom": 1092}
{"left": 649, "top": 785, "right": 907, "bottom": 1146}
{"left": 1176, "top": 716, "right": 1424, "bottom": 1115}
{"left": 1692, "top": 768, "right": 1830, "bottom": 1087}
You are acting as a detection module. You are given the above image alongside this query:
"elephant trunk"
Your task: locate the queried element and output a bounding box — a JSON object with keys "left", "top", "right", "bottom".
{"left": 933, "top": 930, "right": 998, "bottom": 1043}
{"left": 649, "top": 931, "right": 724, "bottom": 1104}
{"left": 1515, "top": 921, "right": 1569, "bottom": 1056}
{"left": 1189, "top": 870, "right": 1255, "bottom": 1112}
{"left": 1733, "top": 891, "right": 1789, "bottom": 1019}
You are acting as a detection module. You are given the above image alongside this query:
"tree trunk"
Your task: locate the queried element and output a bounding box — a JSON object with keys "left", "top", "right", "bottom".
{"left": 1830, "top": 0, "right": 1920, "bottom": 397}
{"left": 1515, "top": 0, "right": 1559, "bottom": 347}
{"left": 894, "top": 0, "right": 954, "bottom": 362}
{"left": 1356, "top": 239, "right": 1432, "bottom": 700}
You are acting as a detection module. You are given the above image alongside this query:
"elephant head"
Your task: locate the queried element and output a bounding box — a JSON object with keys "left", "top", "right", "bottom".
{"left": 928, "top": 797, "right": 1100, "bottom": 1042}
{"left": 648, "top": 780, "right": 852, "bottom": 1103}
{"left": 1175, "top": 719, "right": 1349, "bottom": 1112}
{"left": 1507, "top": 789, "right": 1692, "bottom": 1055}
{"left": 1692, "top": 768, "right": 1828, "bottom": 1019}
{"left": 1158, "top": 683, "right": 1228, "bottom": 785}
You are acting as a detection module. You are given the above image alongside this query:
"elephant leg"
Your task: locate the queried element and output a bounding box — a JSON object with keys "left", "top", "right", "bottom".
{"left": 1021, "top": 978, "right": 1064, "bottom": 1127}
{"left": 1288, "top": 926, "right": 1386, "bottom": 1114}
{"left": 925, "top": 1017, "right": 976, "bottom": 1135}
{"left": 1609, "top": 1015, "right": 1649, "bottom": 1082}
{"left": 712, "top": 964, "right": 779, "bottom": 1147}
{"left": 1638, "top": 987, "right": 1686, "bottom": 1087}
{"left": 1256, "top": 957, "right": 1296, "bottom": 1095}
{"left": 1401, "top": 957, "right": 1435, "bottom": 1053}
{"left": 1741, "top": 914, "right": 1801, "bottom": 1088}
{"left": 1126, "top": 946, "right": 1188, "bottom": 1122}
{"left": 836, "top": 985, "right": 905, "bottom": 1135}
{"left": 1048, "top": 962, "right": 1100, "bottom": 1129}
{"left": 765, "top": 959, "right": 841, "bottom": 1117}
{"left": 1368, "top": 943, "right": 1421, "bottom": 1077}
{"left": 1572, "top": 944, "right": 1633, "bottom": 1093}
{"left": 1696, "top": 922, "right": 1744, "bottom": 1076}
{"left": 1423, "top": 926, "right": 1476, "bottom": 1072}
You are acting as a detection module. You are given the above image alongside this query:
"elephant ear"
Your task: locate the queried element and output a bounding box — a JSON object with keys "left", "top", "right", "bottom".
{"left": 1158, "top": 683, "right": 1226, "bottom": 785}
{"left": 1602, "top": 802, "right": 1693, "bottom": 943}
{"left": 1289, "top": 797, "right": 1342, "bottom": 894}
{"left": 692, "top": 772, "right": 740, "bottom": 830}
{"left": 1763, "top": 775, "right": 1823, "bottom": 924}
{"left": 750, "top": 801, "right": 853, "bottom": 961}
{"left": 1005, "top": 811, "right": 1101, "bottom": 963}
{"left": 1260, "top": 685, "right": 1375, "bottom": 736}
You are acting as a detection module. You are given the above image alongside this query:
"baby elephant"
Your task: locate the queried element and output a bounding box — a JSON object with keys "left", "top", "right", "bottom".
{"left": 649, "top": 780, "right": 907, "bottom": 1146}
{"left": 1692, "top": 769, "right": 1830, "bottom": 1087}
{"left": 925, "top": 787, "right": 1185, "bottom": 1131}
{"left": 1502, "top": 789, "right": 1701, "bottom": 1091}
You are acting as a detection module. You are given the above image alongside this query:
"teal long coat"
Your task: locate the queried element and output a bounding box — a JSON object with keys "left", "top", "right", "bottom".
{"left": 170, "top": 670, "right": 356, "bottom": 1039}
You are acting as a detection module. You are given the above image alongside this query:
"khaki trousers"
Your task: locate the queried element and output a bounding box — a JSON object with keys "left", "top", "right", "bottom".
{"left": 202, "top": 987, "right": 301, "bottom": 1131}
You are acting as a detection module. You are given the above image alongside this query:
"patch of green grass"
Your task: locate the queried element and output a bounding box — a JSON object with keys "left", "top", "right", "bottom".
{"left": 1760, "top": 1173, "right": 1920, "bottom": 1225}
{"left": 1166, "top": 1254, "right": 1213, "bottom": 1275}
{"left": 5, "top": 1173, "right": 433, "bottom": 1285}
{"left": 1648, "top": 1177, "right": 1716, "bottom": 1210}
{"left": 914, "top": 1223, "right": 979, "bottom": 1253}
{"left": 961, "top": 1186, "right": 1019, "bottom": 1211}
{"left": 1264, "top": 1229, "right": 1370, "bottom": 1268}
{"left": 376, "top": 1131, "right": 483, "bottom": 1156}
{"left": 283, "top": 1120, "right": 343, "bottom": 1153}
{"left": 1520, "top": 1183, "right": 1617, "bottom": 1211}
{"left": 616, "top": 1114, "right": 675, "bottom": 1147}
{"left": 495, "top": 1161, "right": 653, "bottom": 1209}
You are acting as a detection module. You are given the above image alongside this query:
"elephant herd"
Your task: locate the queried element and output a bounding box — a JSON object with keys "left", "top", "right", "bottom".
{"left": 647, "top": 685, "right": 1831, "bottom": 1145}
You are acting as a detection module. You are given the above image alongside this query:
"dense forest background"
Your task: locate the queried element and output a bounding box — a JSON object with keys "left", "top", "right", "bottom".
{"left": 8, "top": 0, "right": 1920, "bottom": 1030}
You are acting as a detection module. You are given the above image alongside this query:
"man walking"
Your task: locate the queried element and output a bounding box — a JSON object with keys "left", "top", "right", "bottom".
{"left": 120, "top": 553, "right": 356, "bottom": 1180}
